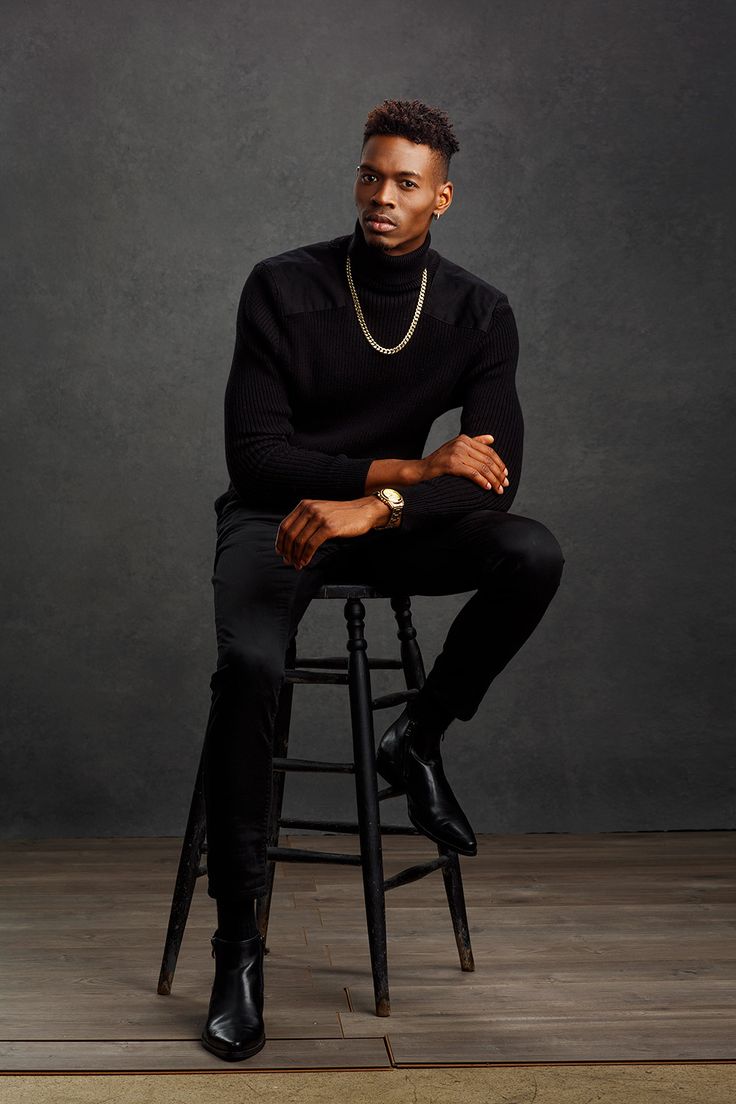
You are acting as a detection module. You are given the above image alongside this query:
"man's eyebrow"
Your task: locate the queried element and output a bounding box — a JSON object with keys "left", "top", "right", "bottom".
{"left": 358, "top": 162, "right": 422, "bottom": 179}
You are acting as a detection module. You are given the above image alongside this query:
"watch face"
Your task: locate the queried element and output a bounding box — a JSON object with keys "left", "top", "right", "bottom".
{"left": 383, "top": 488, "right": 402, "bottom": 504}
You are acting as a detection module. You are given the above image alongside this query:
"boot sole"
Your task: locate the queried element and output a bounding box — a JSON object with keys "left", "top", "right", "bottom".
{"left": 200, "top": 1030, "right": 266, "bottom": 1062}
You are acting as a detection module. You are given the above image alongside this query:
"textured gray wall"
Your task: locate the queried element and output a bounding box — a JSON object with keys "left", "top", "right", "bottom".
{"left": 2, "top": 1, "right": 734, "bottom": 839}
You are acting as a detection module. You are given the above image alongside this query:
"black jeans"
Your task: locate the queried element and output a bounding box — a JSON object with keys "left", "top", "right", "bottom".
{"left": 203, "top": 491, "right": 565, "bottom": 900}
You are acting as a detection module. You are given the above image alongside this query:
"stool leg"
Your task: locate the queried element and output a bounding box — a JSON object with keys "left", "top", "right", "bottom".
{"left": 345, "top": 596, "right": 390, "bottom": 1017}
{"left": 256, "top": 635, "right": 297, "bottom": 951}
{"left": 440, "top": 848, "right": 476, "bottom": 971}
{"left": 390, "top": 594, "right": 475, "bottom": 973}
{"left": 390, "top": 593, "right": 426, "bottom": 686}
{"left": 157, "top": 743, "right": 207, "bottom": 995}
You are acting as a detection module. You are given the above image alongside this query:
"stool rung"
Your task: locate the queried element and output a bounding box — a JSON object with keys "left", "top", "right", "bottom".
{"left": 285, "top": 668, "right": 349, "bottom": 685}
{"left": 371, "top": 688, "right": 421, "bottom": 710}
{"left": 279, "top": 816, "right": 419, "bottom": 835}
{"left": 378, "top": 785, "right": 404, "bottom": 800}
{"left": 272, "top": 757, "right": 355, "bottom": 774}
{"left": 383, "top": 855, "right": 452, "bottom": 892}
{"left": 294, "top": 657, "right": 404, "bottom": 670}
{"left": 267, "top": 845, "right": 361, "bottom": 866}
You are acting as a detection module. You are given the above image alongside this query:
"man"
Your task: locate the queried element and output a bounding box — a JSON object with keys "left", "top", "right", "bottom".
{"left": 200, "top": 99, "right": 565, "bottom": 1061}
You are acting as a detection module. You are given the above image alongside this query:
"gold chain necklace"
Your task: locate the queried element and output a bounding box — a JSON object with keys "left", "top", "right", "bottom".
{"left": 345, "top": 253, "right": 427, "bottom": 355}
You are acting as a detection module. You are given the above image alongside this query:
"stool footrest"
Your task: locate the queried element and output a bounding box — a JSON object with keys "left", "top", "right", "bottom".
{"left": 378, "top": 785, "right": 405, "bottom": 800}
{"left": 266, "top": 845, "right": 361, "bottom": 866}
{"left": 371, "top": 688, "right": 421, "bottom": 710}
{"left": 383, "top": 855, "right": 452, "bottom": 892}
{"left": 279, "top": 816, "right": 419, "bottom": 835}
{"left": 272, "top": 757, "right": 355, "bottom": 774}
{"left": 285, "top": 669, "right": 349, "bottom": 685}
{"left": 294, "top": 657, "right": 404, "bottom": 670}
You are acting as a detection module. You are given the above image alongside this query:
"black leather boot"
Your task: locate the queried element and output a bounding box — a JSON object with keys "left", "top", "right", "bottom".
{"left": 376, "top": 705, "right": 477, "bottom": 856}
{"left": 200, "top": 929, "right": 266, "bottom": 1061}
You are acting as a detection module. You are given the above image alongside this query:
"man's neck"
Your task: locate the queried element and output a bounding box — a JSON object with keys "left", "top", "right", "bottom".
{"left": 346, "top": 217, "right": 433, "bottom": 292}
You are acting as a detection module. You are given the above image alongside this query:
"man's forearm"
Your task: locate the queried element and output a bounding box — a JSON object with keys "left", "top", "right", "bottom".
{"left": 364, "top": 458, "right": 422, "bottom": 493}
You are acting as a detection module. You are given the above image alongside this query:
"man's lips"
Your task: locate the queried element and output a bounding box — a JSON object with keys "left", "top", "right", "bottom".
{"left": 365, "top": 214, "right": 396, "bottom": 228}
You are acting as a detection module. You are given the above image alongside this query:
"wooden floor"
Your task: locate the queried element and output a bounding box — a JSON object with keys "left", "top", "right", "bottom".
{"left": 1, "top": 831, "right": 735, "bottom": 1071}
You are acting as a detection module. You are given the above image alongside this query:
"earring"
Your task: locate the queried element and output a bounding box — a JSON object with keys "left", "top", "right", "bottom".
{"left": 434, "top": 211, "right": 440, "bottom": 220}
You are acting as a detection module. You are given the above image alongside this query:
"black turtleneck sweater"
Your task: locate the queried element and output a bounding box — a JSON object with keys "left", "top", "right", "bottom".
{"left": 221, "top": 217, "right": 524, "bottom": 535}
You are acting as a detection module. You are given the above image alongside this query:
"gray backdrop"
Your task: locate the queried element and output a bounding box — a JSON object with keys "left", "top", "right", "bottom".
{"left": 2, "top": 1, "right": 734, "bottom": 839}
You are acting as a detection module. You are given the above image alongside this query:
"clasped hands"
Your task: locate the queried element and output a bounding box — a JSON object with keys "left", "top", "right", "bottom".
{"left": 275, "top": 432, "right": 509, "bottom": 570}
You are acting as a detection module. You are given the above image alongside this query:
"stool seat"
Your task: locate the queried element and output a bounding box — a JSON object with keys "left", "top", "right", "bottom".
{"left": 316, "top": 582, "right": 397, "bottom": 600}
{"left": 157, "top": 586, "right": 474, "bottom": 1017}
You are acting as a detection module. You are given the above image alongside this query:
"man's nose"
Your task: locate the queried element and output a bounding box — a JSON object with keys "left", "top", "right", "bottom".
{"left": 371, "top": 182, "right": 397, "bottom": 205}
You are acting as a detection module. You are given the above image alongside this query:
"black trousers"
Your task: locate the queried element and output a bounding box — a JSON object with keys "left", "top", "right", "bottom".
{"left": 203, "top": 491, "right": 565, "bottom": 900}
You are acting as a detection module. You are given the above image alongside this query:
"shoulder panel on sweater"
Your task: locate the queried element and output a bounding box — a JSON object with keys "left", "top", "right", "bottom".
{"left": 257, "top": 235, "right": 351, "bottom": 316}
{"left": 424, "top": 256, "right": 505, "bottom": 334}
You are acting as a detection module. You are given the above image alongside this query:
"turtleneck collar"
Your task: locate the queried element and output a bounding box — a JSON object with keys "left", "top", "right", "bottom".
{"left": 346, "top": 216, "right": 433, "bottom": 291}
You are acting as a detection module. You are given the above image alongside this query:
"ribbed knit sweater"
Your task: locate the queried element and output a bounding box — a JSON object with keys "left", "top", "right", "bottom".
{"left": 221, "top": 216, "right": 524, "bottom": 535}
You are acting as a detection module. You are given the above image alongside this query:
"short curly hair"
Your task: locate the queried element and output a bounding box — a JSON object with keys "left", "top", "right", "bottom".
{"left": 362, "top": 99, "right": 460, "bottom": 184}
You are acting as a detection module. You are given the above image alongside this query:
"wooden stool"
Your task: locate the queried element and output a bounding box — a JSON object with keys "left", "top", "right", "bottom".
{"left": 157, "top": 585, "right": 475, "bottom": 1016}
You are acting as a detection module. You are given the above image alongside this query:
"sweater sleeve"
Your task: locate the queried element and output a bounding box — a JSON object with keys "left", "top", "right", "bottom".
{"left": 224, "top": 262, "right": 375, "bottom": 505}
{"left": 398, "top": 294, "right": 524, "bottom": 535}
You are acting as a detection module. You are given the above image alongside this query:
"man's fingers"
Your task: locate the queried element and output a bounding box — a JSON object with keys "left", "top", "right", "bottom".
{"left": 458, "top": 459, "right": 501, "bottom": 491}
{"left": 276, "top": 502, "right": 310, "bottom": 562}
{"left": 468, "top": 443, "right": 507, "bottom": 477}
{"left": 285, "top": 515, "right": 316, "bottom": 565}
{"left": 469, "top": 436, "right": 506, "bottom": 471}
{"left": 281, "top": 505, "right": 332, "bottom": 568}
{"left": 466, "top": 444, "right": 508, "bottom": 487}
{"left": 292, "top": 518, "right": 329, "bottom": 568}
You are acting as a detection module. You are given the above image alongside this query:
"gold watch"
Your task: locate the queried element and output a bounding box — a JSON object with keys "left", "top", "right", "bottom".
{"left": 372, "top": 487, "right": 404, "bottom": 529}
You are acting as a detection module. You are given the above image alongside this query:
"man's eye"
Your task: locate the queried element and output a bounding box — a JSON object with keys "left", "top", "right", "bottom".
{"left": 359, "top": 174, "right": 417, "bottom": 187}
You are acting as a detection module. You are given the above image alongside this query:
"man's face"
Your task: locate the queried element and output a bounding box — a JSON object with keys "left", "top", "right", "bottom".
{"left": 353, "top": 134, "right": 452, "bottom": 255}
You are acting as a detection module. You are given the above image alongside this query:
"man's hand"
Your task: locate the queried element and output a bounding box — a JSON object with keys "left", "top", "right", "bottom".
{"left": 364, "top": 436, "right": 508, "bottom": 497}
{"left": 418, "top": 433, "right": 510, "bottom": 494}
{"left": 275, "top": 496, "right": 390, "bottom": 569}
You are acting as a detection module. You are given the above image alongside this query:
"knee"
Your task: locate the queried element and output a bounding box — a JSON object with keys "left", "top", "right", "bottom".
{"left": 211, "top": 642, "right": 285, "bottom": 697}
{"left": 480, "top": 516, "right": 564, "bottom": 589}
{"left": 516, "top": 520, "right": 565, "bottom": 586}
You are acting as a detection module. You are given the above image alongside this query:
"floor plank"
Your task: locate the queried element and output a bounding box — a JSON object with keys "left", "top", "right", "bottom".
{"left": 0, "top": 1037, "right": 391, "bottom": 1071}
